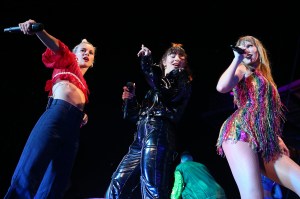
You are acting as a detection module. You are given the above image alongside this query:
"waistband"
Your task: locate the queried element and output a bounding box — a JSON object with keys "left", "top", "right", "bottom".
{"left": 46, "top": 97, "right": 83, "bottom": 114}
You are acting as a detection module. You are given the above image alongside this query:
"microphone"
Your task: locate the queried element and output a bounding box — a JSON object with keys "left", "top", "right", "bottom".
{"left": 123, "top": 82, "right": 135, "bottom": 119}
{"left": 4, "top": 23, "right": 44, "bottom": 33}
{"left": 230, "top": 45, "right": 245, "bottom": 54}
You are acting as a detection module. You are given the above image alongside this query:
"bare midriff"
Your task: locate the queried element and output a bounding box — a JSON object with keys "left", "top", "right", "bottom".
{"left": 52, "top": 80, "right": 85, "bottom": 111}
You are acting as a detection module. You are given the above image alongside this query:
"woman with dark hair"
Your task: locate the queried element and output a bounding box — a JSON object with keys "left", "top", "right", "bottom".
{"left": 107, "top": 43, "right": 192, "bottom": 199}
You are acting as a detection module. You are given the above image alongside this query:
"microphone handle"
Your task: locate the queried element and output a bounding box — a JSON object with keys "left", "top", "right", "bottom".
{"left": 4, "top": 23, "right": 44, "bottom": 33}
{"left": 123, "top": 82, "right": 135, "bottom": 119}
{"left": 4, "top": 27, "right": 20, "bottom": 32}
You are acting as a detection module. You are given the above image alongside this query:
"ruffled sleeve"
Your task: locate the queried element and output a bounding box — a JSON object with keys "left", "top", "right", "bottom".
{"left": 42, "top": 40, "right": 76, "bottom": 69}
{"left": 41, "top": 40, "right": 90, "bottom": 102}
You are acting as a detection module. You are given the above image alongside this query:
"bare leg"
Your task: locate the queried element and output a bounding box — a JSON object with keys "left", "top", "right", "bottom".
{"left": 222, "top": 141, "right": 263, "bottom": 199}
{"left": 264, "top": 154, "right": 300, "bottom": 196}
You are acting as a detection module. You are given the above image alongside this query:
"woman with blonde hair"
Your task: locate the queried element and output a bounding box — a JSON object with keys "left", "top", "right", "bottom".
{"left": 5, "top": 19, "right": 96, "bottom": 199}
{"left": 216, "top": 35, "right": 300, "bottom": 199}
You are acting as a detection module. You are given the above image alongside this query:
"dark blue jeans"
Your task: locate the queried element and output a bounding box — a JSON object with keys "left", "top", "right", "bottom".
{"left": 107, "top": 116, "right": 176, "bottom": 199}
{"left": 5, "top": 98, "right": 84, "bottom": 199}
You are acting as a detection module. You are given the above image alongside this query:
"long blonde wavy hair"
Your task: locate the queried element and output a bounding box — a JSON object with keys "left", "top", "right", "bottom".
{"left": 236, "top": 36, "right": 277, "bottom": 88}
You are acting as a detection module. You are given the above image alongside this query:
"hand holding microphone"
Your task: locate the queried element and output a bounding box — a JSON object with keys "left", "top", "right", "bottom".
{"left": 230, "top": 45, "right": 245, "bottom": 54}
{"left": 123, "top": 82, "right": 135, "bottom": 119}
{"left": 4, "top": 20, "right": 44, "bottom": 34}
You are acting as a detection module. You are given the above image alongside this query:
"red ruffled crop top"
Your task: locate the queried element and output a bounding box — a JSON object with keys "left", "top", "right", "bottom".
{"left": 42, "top": 40, "right": 90, "bottom": 103}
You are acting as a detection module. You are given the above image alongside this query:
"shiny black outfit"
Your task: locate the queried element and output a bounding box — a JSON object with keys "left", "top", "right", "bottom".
{"left": 107, "top": 55, "right": 192, "bottom": 199}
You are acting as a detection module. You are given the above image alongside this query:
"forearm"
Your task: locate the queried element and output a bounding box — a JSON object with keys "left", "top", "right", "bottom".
{"left": 216, "top": 58, "right": 241, "bottom": 93}
{"left": 141, "top": 56, "right": 162, "bottom": 89}
{"left": 36, "top": 30, "right": 60, "bottom": 52}
{"left": 122, "top": 97, "right": 140, "bottom": 122}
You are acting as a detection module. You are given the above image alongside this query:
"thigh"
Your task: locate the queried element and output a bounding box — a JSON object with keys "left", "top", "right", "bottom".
{"left": 222, "top": 141, "right": 262, "bottom": 198}
{"left": 141, "top": 120, "right": 174, "bottom": 186}
{"left": 112, "top": 141, "right": 142, "bottom": 185}
{"left": 264, "top": 155, "right": 300, "bottom": 196}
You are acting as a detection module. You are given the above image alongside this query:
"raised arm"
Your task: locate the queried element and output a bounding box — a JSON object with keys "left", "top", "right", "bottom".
{"left": 216, "top": 48, "right": 245, "bottom": 93}
{"left": 18, "top": 19, "right": 60, "bottom": 52}
{"left": 137, "top": 44, "right": 162, "bottom": 89}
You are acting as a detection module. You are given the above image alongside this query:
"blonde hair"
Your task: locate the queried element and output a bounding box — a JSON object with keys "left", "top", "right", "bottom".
{"left": 236, "top": 36, "right": 276, "bottom": 87}
{"left": 72, "top": 39, "right": 96, "bottom": 53}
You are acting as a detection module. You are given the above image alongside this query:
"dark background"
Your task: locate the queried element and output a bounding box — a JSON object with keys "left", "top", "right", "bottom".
{"left": 1, "top": 1, "right": 300, "bottom": 198}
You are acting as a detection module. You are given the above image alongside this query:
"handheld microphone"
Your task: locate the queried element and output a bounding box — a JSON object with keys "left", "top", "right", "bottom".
{"left": 123, "top": 82, "right": 135, "bottom": 119}
{"left": 4, "top": 23, "right": 44, "bottom": 33}
{"left": 230, "top": 45, "right": 245, "bottom": 54}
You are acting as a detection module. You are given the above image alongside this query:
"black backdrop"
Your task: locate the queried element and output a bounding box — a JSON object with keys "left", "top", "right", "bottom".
{"left": 1, "top": 1, "right": 300, "bottom": 198}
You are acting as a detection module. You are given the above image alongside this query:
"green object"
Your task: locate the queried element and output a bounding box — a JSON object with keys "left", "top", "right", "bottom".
{"left": 171, "top": 160, "right": 227, "bottom": 199}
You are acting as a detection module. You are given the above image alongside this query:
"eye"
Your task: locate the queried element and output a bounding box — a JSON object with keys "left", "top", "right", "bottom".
{"left": 169, "top": 53, "right": 176, "bottom": 58}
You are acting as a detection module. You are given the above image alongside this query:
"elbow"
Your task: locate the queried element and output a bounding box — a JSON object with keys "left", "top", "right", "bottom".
{"left": 216, "top": 85, "right": 230, "bottom": 93}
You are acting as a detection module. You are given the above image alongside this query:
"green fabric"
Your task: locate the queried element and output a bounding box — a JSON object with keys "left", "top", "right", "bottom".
{"left": 170, "top": 161, "right": 227, "bottom": 199}
{"left": 171, "top": 171, "right": 184, "bottom": 199}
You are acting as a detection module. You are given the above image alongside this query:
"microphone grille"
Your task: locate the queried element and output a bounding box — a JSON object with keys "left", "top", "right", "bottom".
{"left": 126, "top": 82, "right": 135, "bottom": 91}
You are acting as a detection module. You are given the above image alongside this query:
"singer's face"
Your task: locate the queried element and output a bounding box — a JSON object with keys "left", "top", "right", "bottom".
{"left": 241, "top": 41, "right": 259, "bottom": 66}
{"left": 163, "top": 53, "right": 186, "bottom": 72}
{"left": 75, "top": 43, "right": 95, "bottom": 69}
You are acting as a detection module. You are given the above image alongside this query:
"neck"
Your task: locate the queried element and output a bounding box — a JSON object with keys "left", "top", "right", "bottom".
{"left": 245, "top": 63, "right": 258, "bottom": 72}
{"left": 165, "top": 67, "right": 175, "bottom": 75}
{"left": 81, "top": 68, "right": 88, "bottom": 75}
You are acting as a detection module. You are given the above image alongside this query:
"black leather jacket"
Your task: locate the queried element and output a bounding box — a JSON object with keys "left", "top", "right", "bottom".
{"left": 124, "top": 55, "right": 192, "bottom": 124}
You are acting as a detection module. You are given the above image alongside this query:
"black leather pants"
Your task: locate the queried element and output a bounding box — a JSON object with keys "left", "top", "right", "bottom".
{"left": 107, "top": 117, "right": 175, "bottom": 199}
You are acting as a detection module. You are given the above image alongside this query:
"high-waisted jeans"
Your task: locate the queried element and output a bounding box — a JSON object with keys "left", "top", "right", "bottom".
{"left": 5, "top": 98, "right": 84, "bottom": 199}
{"left": 107, "top": 116, "right": 176, "bottom": 199}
